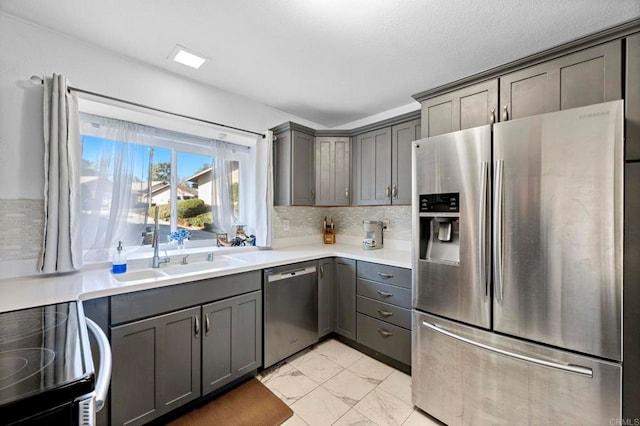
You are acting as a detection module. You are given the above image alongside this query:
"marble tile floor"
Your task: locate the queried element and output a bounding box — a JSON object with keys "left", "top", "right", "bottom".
{"left": 258, "top": 338, "right": 443, "bottom": 426}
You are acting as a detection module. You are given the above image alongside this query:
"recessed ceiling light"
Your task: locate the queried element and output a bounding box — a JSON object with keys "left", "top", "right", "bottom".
{"left": 168, "top": 44, "right": 207, "bottom": 69}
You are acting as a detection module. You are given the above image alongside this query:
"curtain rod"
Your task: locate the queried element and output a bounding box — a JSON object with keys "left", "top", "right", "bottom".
{"left": 30, "top": 76, "right": 265, "bottom": 138}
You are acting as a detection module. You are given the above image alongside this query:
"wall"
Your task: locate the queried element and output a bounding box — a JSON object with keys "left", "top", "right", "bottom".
{"left": 0, "top": 13, "right": 321, "bottom": 277}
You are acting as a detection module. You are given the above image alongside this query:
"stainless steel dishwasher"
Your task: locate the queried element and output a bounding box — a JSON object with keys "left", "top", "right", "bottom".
{"left": 263, "top": 261, "right": 318, "bottom": 368}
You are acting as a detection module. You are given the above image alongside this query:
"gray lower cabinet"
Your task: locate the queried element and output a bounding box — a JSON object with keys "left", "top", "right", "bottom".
{"left": 500, "top": 40, "right": 621, "bottom": 122}
{"left": 318, "top": 258, "right": 336, "bottom": 337}
{"left": 420, "top": 79, "right": 498, "bottom": 138}
{"left": 110, "top": 306, "right": 201, "bottom": 426}
{"left": 627, "top": 33, "right": 640, "bottom": 161}
{"left": 355, "top": 261, "right": 411, "bottom": 367}
{"left": 352, "top": 127, "right": 392, "bottom": 205}
{"left": 335, "top": 257, "right": 357, "bottom": 339}
{"left": 202, "top": 291, "right": 262, "bottom": 394}
{"left": 315, "top": 136, "right": 351, "bottom": 206}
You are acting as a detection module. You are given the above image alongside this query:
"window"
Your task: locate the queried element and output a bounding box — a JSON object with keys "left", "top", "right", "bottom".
{"left": 79, "top": 113, "right": 247, "bottom": 260}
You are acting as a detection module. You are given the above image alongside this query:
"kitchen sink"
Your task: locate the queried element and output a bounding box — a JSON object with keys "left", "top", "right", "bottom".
{"left": 112, "top": 269, "right": 168, "bottom": 282}
{"left": 162, "top": 256, "right": 247, "bottom": 275}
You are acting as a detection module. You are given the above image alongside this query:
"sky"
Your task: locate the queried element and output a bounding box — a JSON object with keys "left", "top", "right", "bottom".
{"left": 82, "top": 135, "right": 212, "bottom": 182}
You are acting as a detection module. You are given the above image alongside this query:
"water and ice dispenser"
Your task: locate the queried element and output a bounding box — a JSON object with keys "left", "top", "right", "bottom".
{"left": 419, "top": 193, "right": 460, "bottom": 264}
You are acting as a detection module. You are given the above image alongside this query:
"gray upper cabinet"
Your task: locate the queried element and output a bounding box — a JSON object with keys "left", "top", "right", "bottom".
{"left": 353, "top": 127, "right": 392, "bottom": 205}
{"left": 202, "top": 291, "right": 262, "bottom": 394}
{"left": 335, "top": 257, "right": 357, "bottom": 340}
{"left": 110, "top": 306, "right": 201, "bottom": 426}
{"left": 391, "top": 119, "right": 421, "bottom": 205}
{"left": 420, "top": 80, "right": 498, "bottom": 138}
{"left": 500, "top": 40, "right": 622, "bottom": 121}
{"left": 627, "top": 33, "right": 640, "bottom": 161}
{"left": 273, "top": 124, "right": 315, "bottom": 206}
{"left": 318, "top": 258, "right": 336, "bottom": 337}
{"left": 315, "top": 136, "right": 351, "bottom": 206}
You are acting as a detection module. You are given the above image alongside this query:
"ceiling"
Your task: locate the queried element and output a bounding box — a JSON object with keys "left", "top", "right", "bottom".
{"left": 2, "top": 1, "right": 639, "bottom": 128}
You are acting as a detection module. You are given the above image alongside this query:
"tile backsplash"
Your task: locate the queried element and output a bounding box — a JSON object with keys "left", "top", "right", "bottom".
{"left": 273, "top": 205, "right": 411, "bottom": 241}
{"left": 0, "top": 199, "right": 44, "bottom": 261}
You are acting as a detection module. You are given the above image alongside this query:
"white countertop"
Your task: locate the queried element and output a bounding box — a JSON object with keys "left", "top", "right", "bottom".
{"left": 0, "top": 243, "right": 410, "bottom": 313}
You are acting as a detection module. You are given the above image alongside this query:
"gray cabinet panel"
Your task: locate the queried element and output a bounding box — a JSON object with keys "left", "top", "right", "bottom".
{"left": 356, "top": 313, "right": 411, "bottom": 365}
{"left": 420, "top": 80, "right": 498, "bottom": 138}
{"left": 335, "top": 257, "right": 356, "bottom": 340}
{"left": 356, "top": 296, "right": 411, "bottom": 329}
{"left": 292, "top": 130, "right": 315, "bottom": 205}
{"left": 273, "top": 130, "right": 291, "bottom": 206}
{"left": 624, "top": 163, "right": 640, "bottom": 419}
{"left": 318, "top": 258, "right": 336, "bottom": 337}
{"left": 202, "top": 291, "right": 262, "bottom": 394}
{"left": 356, "top": 261, "right": 411, "bottom": 289}
{"left": 234, "top": 292, "right": 262, "bottom": 376}
{"left": 353, "top": 127, "right": 392, "bottom": 205}
{"left": 110, "top": 271, "right": 261, "bottom": 325}
{"left": 315, "top": 137, "right": 350, "bottom": 206}
{"left": 391, "top": 119, "right": 420, "bottom": 205}
{"left": 356, "top": 279, "right": 412, "bottom": 309}
{"left": 627, "top": 33, "right": 640, "bottom": 161}
{"left": 111, "top": 306, "right": 201, "bottom": 426}
{"left": 500, "top": 40, "right": 621, "bottom": 121}
{"left": 202, "top": 300, "right": 233, "bottom": 391}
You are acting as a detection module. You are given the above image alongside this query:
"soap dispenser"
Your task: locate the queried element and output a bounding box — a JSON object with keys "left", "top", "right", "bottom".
{"left": 112, "top": 241, "right": 127, "bottom": 274}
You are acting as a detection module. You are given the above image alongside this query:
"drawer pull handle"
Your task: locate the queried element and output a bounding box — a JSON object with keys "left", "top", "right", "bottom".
{"left": 194, "top": 316, "right": 200, "bottom": 338}
{"left": 377, "top": 328, "right": 393, "bottom": 337}
{"left": 377, "top": 309, "right": 393, "bottom": 317}
{"left": 205, "top": 314, "right": 210, "bottom": 335}
{"left": 377, "top": 290, "right": 393, "bottom": 298}
{"left": 377, "top": 272, "right": 394, "bottom": 278}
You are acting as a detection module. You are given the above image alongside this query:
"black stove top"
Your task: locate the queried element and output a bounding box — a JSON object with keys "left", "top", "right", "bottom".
{"left": 0, "top": 302, "right": 95, "bottom": 423}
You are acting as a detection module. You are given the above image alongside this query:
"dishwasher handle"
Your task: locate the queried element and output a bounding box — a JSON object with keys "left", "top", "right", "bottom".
{"left": 266, "top": 266, "right": 317, "bottom": 282}
{"left": 85, "top": 318, "right": 112, "bottom": 413}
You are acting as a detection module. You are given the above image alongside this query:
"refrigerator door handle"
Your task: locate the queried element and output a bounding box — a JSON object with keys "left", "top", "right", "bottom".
{"left": 421, "top": 321, "right": 593, "bottom": 377}
{"left": 493, "top": 160, "right": 505, "bottom": 302}
{"left": 480, "top": 161, "right": 489, "bottom": 297}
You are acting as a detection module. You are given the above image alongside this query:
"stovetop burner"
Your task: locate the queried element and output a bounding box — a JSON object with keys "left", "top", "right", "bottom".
{"left": 0, "top": 348, "right": 55, "bottom": 392}
{"left": 0, "top": 310, "right": 67, "bottom": 345}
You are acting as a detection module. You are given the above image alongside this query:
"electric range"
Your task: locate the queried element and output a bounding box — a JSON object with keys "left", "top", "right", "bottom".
{"left": 0, "top": 301, "right": 95, "bottom": 425}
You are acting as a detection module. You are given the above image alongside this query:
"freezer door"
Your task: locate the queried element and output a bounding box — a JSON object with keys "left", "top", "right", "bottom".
{"left": 412, "top": 125, "right": 491, "bottom": 329}
{"left": 412, "top": 310, "right": 622, "bottom": 426}
{"left": 492, "top": 100, "right": 623, "bottom": 360}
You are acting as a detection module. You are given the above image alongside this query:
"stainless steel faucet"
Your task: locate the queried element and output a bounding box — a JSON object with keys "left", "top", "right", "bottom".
{"left": 151, "top": 206, "right": 170, "bottom": 268}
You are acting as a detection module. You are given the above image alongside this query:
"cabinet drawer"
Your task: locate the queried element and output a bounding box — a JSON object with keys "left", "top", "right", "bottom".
{"left": 357, "top": 313, "right": 411, "bottom": 365}
{"left": 357, "top": 261, "right": 411, "bottom": 289}
{"left": 357, "top": 279, "right": 412, "bottom": 309}
{"left": 356, "top": 296, "right": 411, "bottom": 329}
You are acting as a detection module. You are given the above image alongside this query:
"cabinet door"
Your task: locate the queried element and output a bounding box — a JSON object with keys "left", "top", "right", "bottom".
{"left": 315, "top": 137, "right": 351, "bottom": 206}
{"left": 335, "top": 257, "right": 357, "bottom": 340}
{"left": 391, "top": 119, "right": 421, "bottom": 205}
{"left": 353, "top": 127, "right": 392, "bottom": 205}
{"left": 627, "top": 33, "right": 640, "bottom": 161}
{"left": 292, "top": 130, "right": 315, "bottom": 205}
{"left": 500, "top": 40, "right": 621, "bottom": 121}
{"left": 318, "top": 258, "right": 336, "bottom": 337}
{"left": 273, "top": 130, "right": 292, "bottom": 206}
{"left": 420, "top": 80, "right": 498, "bottom": 137}
{"left": 202, "top": 291, "right": 262, "bottom": 395}
{"left": 111, "top": 306, "right": 201, "bottom": 426}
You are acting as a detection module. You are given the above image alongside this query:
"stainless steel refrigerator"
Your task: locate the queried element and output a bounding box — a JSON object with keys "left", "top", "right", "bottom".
{"left": 411, "top": 100, "right": 624, "bottom": 425}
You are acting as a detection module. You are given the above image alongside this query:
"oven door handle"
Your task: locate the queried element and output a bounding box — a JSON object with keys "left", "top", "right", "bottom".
{"left": 86, "top": 318, "right": 112, "bottom": 412}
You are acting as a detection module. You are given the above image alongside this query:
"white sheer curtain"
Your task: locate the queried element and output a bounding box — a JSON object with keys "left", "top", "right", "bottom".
{"left": 210, "top": 141, "right": 249, "bottom": 235}
{"left": 79, "top": 114, "right": 156, "bottom": 260}
{"left": 39, "top": 74, "right": 83, "bottom": 273}
{"left": 245, "top": 131, "right": 273, "bottom": 247}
